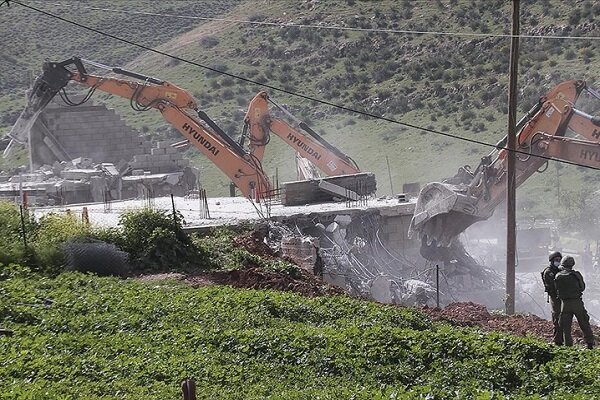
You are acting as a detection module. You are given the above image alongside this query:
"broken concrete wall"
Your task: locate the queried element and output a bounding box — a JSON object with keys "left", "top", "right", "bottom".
{"left": 270, "top": 201, "right": 504, "bottom": 308}
{"left": 2, "top": 96, "right": 198, "bottom": 205}
{"left": 30, "top": 98, "right": 151, "bottom": 169}
{"left": 130, "top": 140, "right": 190, "bottom": 174}
{"left": 280, "top": 236, "right": 320, "bottom": 274}
{"left": 29, "top": 98, "right": 192, "bottom": 176}
{"left": 377, "top": 202, "right": 421, "bottom": 258}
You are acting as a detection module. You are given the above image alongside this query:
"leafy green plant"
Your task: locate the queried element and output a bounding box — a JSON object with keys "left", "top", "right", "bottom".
{"left": 29, "top": 212, "right": 91, "bottom": 272}
{"left": 3, "top": 269, "right": 600, "bottom": 399}
{"left": 0, "top": 201, "right": 36, "bottom": 265}
{"left": 117, "top": 208, "right": 203, "bottom": 271}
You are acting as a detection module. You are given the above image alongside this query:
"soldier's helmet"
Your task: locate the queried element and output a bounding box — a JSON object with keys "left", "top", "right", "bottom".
{"left": 561, "top": 256, "right": 575, "bottom": 269}
{"left": 549, "top": 251, "right": 562, "bottom": 262}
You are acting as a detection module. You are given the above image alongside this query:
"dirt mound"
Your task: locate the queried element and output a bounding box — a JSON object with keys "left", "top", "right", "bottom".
{"left": 421, "top": 301, "right": 599, "bottom": 344}
{"left": 232, "top": 230, "right": 278, "bottom": 259}
{"left": 208, "top": 267, "right": 344, "bottom": 297}
{"left": 181, "top": 266, "right": 343, "bottom": 297}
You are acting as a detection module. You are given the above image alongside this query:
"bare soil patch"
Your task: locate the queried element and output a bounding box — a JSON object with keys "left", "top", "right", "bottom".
{"left": 421, "top": 301, "right": 600, "bottom": 345}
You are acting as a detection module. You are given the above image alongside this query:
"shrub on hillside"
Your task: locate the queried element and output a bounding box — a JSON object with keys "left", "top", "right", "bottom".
{"left": 199, "top": 36, "right": 219, "bottom": 48}
{"left": 117, "top": 208, "right": 204, "bottom": 271}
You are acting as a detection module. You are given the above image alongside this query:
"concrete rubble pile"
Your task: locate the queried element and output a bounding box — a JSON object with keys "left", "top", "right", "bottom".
{"left": 0, "top": 154, "right": 198, "bottom": 206}
{"left": 262, "top": 214, "right": 503, "bottom": 308}
{"left": 1, "top": 96, "right": 198, "bottom": 205}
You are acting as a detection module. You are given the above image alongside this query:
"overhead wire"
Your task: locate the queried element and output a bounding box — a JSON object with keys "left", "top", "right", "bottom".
{"left": 22, "top": 0, "right": 600, "bottom": 41}
{"left": 7, "top": 0, "right": 600, "bottom": 172}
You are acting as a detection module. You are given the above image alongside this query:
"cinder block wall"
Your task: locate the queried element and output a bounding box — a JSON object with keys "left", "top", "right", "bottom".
{"left": 378, "top": 214, "right": 420, "bottom": 255}
{"left": 31, "top": 99, "right": 189, "bottom": 174}
{"left": 33, "top": 101, "right": 150, "bottom": 168}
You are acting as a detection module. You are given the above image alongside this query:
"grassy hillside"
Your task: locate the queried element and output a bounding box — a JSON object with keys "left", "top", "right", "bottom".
{"left": 2, "top": 267, "right": 600, "bottom": 399}
{"left": 1, "top": 0, "right": 599, "bottom": 218}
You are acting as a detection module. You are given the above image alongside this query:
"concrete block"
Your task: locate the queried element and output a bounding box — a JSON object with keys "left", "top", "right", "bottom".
{"left": 155, "top": 154, "right": 172, "bottom": 162}
{"left": 56, "top": 179, "right": 89, "bottom": 191}
{"left": 134, "top": 161, "right": 150, "bottom": 169}
{"left": 61, "top": 169, "right": 103, "bottom": 180}
{"left": 334, "top": 214, "right": 352, "bottom": 227}
{"left": 100, "top": 163, "right": 119, "bottom": 177}
{"left": 156, "top": 140, "right": 173, "bottom": 149}
{"left": 71, "top": 157, "right": 94, "bottom": 168}
{"left": 133, "top": 154, "right": 149, "bottom": 162}
{"left": 151, "top": 148, "right": 166, "bottom": 155}
{"left": 9, "top": 173, "right": 47, "bottom": 183}
{"left": 379, "top": 203, "right": 416, "bottom": 217}
{"left": 281, "top": 236, "right": 319, "bottom": 273}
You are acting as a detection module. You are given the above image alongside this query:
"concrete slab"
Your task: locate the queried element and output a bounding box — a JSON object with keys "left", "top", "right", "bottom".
{"left": 31, "top": 195, "right": 416, "bottom": 229}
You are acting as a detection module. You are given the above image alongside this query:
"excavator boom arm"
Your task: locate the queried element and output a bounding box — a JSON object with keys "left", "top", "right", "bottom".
{"left": 268, "top": 119, "right": 360, "bottom": 175}
{"left": 160, "top": 106, "right": 270, "bottom": 198}
{"left": 410, "top": 79, "right": 600, "bottom": 257}
{"left": 244, "top": 91, "right": 360, "bottom": 177}
{"left": 543, "top": 135, "right": 600, "bottom": 168}
{"left": 13, "top": 57, "right": 271, "bottom": 200}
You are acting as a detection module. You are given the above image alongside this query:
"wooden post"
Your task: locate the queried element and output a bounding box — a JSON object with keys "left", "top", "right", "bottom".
{"left": 171, "top": 193, "right": 178, "bottom": 228}
{"left": 436, "top": 264, "right": 440, "bottom": 309}
{"left": 386, "top": 155, "right": 394, "bottom": 195}
{"left": 181, "top": 379, "right": 196, "bottom": 400}
{"left": 506, "top": 0, "right": 520, "bottom": 315}
{"left": 82, "top": 207, "right": 89, "bottom": 225}
{"left": 19, "top": 205, "right": 27, "bottom": 250}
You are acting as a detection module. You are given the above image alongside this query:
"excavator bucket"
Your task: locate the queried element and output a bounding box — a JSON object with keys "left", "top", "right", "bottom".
{"left": 408, "top": 80, "right": 590, "bottom": 262}
{"left": 408, "top": 182, "right": 488, "bottom": 251}
{"left": 3, "top": 62, "right": 71, "bottom": 157}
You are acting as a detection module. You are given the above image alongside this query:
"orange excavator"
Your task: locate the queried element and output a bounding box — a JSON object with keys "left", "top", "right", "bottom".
{"left": 409, "top": 80, "right": 600, "bottom": 260}
{"left": 7, "top": 56, "right": 271, "bottom": 200}
{"left": 8, "top": 57, "right": 370, "bottom": 201}
{"left": 240, "top": 91, "right": 361, "bottom": 180}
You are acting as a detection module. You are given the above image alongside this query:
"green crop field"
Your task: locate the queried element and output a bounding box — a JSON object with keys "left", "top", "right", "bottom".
{"left": 2, "top": 266, "right": 600, "bottom": 399}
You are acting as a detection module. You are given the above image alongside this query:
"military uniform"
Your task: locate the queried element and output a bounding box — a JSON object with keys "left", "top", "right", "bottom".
{"left": 554, "top": 257, "right": 595, "bottom": 348}
{"left": 542, "top": 264, "right": 563, "bottom": 345}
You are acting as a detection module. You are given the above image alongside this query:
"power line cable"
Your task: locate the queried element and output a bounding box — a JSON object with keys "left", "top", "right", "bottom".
{"left": 7, "top": 0, "right": 600, "bottom": 171}
{"left": 23, "top": 0, "right": 600, "bottom": 41}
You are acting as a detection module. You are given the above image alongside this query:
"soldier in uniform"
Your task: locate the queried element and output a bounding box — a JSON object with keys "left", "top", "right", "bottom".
{"left": 554, "top": 256, "right": 595, "bottom": 349}
{"left": 541, "top": 251, "right": 563, "bottom": 345}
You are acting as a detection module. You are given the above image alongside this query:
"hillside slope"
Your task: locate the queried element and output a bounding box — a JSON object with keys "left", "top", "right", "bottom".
{"left": 1, "top": 0, "right": 599, "bottom": 218}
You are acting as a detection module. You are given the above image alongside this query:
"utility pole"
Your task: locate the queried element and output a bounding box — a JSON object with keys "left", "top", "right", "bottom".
{"left": 506, "top": 0, "right": 520, "bottom": 315}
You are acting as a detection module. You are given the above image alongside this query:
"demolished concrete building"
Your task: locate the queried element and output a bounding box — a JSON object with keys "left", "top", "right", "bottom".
{"left": 1, "top": 97, "right": 197, "bottom": 205}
